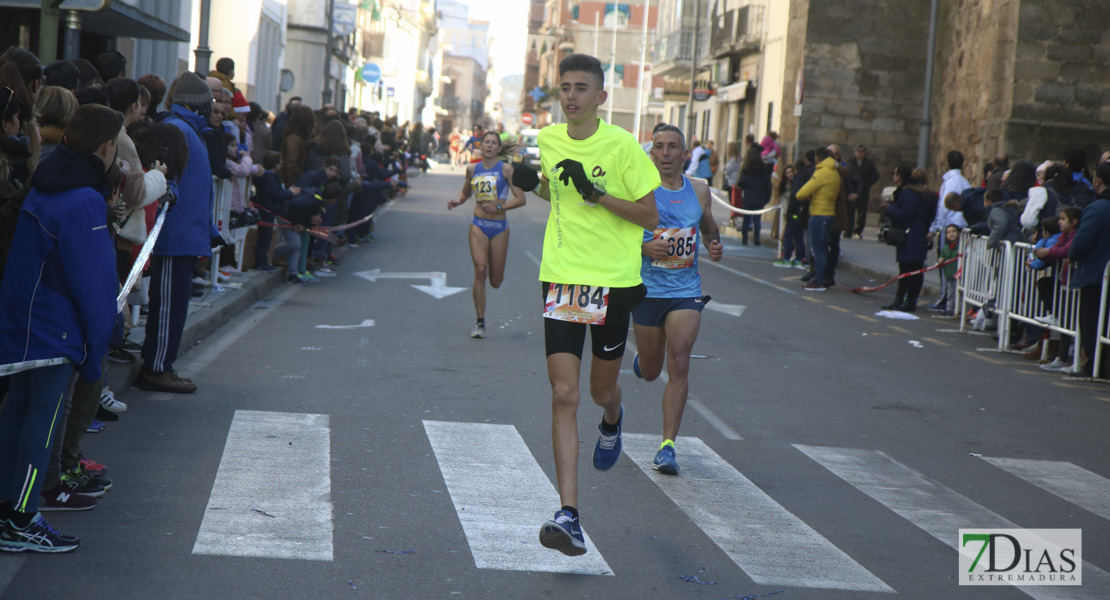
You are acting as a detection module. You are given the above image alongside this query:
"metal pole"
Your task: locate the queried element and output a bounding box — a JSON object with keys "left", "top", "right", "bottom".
{"left": 632, "top": 0, "right": 650, "bottom": 141}
{"left": 194, "top": 0, "right": 213, "bottom": 74}
{"left": 593, "top": 11, "right": 599, "bottom": 57}
{"left": 685, "top": 0, "right": 701, "bottom": 136}
{"left": 607, "top": 6, "right": 616, "bottom": 122}
{"left": 322, "top": 0, "right": 336, "bottom": 106}
{"left": 917, "top": 0, "right": 939, "bottom": 170}
{"left": 62, "top": 10, "right": 80, "bottom": 61}
{"left": 38, "top": 0, "right": 63, "bottom": 64}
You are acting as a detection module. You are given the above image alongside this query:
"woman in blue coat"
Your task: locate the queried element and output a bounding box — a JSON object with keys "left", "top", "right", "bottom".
{"left": 882, "top": 164, "right": 937, "bottom": 312}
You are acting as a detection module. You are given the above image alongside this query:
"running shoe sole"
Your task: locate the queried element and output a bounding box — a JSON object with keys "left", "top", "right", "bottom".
{"left": 539, "top": 521, "right": 587, "bottom": 556}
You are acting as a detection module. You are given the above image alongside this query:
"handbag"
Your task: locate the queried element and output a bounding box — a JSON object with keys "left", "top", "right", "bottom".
{"left": 884, "top": 226, "right": 908, "bottom": 247}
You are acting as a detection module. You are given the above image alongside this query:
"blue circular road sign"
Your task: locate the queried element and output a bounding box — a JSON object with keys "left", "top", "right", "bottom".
{"left": 361, "top": 63, "right": 382, "bottom": 84}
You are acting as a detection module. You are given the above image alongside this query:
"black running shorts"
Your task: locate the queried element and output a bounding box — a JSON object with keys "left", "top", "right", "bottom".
{"left": 541, "top": 282, "right": 646, "bottom": 360}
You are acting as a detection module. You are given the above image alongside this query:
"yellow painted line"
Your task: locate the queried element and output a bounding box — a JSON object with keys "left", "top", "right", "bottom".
{"left": 856, "top": 315, "right": 879, "bottom": 323}
{"left": 1094, "top": 396, "right": 1110, "bottom": 403}
{"left": 888, "top": 326, "right": 912, "bottom": 334}
{"left": 829, "top": 305, "right": 851, "bottom": 313}
{"left": 1052, "top": 382, "right": 1086, "bottom": 390}
{"left": 921, "top": 337, "right": 949, "bottom": 347}
{"left": 962, "top": 351, "right": 1006, "bottom": 365}
{"left": 780, "top": 275, "right": 801, "bottom": 282}
{"left": 802, "top": 296, "right": 821, "bottom": 303}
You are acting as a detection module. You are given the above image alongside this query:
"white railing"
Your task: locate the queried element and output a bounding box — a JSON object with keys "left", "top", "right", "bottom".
{"left": 955, "top": 230, "right": 1096, "bottom": 375}
{"left": 957, "top": 232, "right": 1014, "bottom": 351}
{"left": 1007, "top": 242, "right": 1082, "bottom": 371}
{"left": 1095, "top": 262, "right": 1110, "bottom": 379}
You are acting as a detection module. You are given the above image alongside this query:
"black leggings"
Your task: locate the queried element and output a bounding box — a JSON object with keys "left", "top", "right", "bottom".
{"left": 895, "top": 260, "right": 925, "bottom": 302}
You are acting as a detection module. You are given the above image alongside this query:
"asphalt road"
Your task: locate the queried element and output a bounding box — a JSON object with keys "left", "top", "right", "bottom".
{"left": 3, "top": 169, "right": 1108, "bottom": 600}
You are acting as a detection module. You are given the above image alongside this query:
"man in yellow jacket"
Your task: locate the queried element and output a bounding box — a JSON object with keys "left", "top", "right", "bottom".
{"left": 795, "top": 147, "right": 840, "bottom": 291}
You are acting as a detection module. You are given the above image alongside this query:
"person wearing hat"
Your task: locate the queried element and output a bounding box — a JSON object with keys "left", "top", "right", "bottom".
{"left": 230, "top": 90, "right": 255, "bottom": 157}
{"left": 134, "top": 71, "right": 216, "bottom": 394}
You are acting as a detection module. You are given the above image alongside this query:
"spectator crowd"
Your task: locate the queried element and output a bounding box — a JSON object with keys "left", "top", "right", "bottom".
{"left": 0, "top": 46, "right": 427, "bottom": 553}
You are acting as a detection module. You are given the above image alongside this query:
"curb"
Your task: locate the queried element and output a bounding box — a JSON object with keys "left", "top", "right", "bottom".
{"left": 107, "top": 269, "right": 286, "bottom": 397}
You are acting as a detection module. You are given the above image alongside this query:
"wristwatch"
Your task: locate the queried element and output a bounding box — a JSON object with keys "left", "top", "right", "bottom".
{"left": 496, "top": 204, "right": 503, "bottom": 212}
{"left": 587, "top": 183, "right": 606, "bottom": 206}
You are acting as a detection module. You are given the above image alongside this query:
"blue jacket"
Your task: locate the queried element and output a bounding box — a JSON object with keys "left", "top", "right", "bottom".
{"left": 157, "top": 105, "right": 213, "bottom": 257}
{"left": 885, "top": 185, "right": 930, "bottom": 263}
{"left": 1069, "top": 193, "right": 1110, "bottom": 289}
{"left": 253, "top": 170, "right": 294, "bottom": 219}
{"left": 0, "top": 145, "right": 118, "bottom": 381}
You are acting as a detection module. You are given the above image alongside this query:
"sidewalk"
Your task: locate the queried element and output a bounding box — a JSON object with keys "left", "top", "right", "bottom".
{"left": 108, "top": 169, "right": 425, "bottom": 398}
{"left": 721, "top": 213, "right": 942, "bottom": 298}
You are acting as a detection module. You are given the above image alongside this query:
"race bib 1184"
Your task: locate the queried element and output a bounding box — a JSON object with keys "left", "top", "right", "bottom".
{"left": 543, "top": 283, "right": 609, "bottom": 325}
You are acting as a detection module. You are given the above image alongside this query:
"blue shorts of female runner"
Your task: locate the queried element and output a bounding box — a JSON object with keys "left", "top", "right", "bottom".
{"left": 472, "top": 217, "right": 507, "bottom": 239}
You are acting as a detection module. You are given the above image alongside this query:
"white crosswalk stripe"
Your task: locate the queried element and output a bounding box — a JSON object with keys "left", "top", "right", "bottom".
{"left": 423, "top": 420, "right": 613, "bottom": 575}
{"left": 796, "top": 444, "right": 1110, "bottom": 600}
{"left": 982, "top": 457, "right": 1110, "bottom": 523}
{"left": 622, "top": 434, "right": 893, "bottom": 592}
{"left": 193, "top": 410, "right": 334, "bottom": 561}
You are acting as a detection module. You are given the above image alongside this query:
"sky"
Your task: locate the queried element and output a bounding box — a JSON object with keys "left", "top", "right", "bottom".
{"left": 463, "top": 0, "right": 529, "bottom": 76}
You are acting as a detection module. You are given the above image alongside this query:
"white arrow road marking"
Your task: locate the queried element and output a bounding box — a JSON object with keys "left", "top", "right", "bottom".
{"left": 315, "top": 319, "right": 376, "bottom": 330}
{"left": 354, "top": 269, "right": 467, "bottom": 299}
{"left": 705, "top": 302, "right": 746, "bottom": 317}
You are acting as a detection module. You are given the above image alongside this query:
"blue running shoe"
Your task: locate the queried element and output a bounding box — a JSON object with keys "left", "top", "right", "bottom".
{"left": 653, "top": 445, "right": 679, "bottom": 475}
{"left": 592, "top": 407, "right": 622, "bottom": 470}
{"left": 85, "top": 419, "right": 104, "bottom": 433}
{"left": 632, "top": 354, "right": 642, "bottom": 379}
{"left": 300, "top": 272, "right": 320, "bottom": 283}
{"left": 0, "top": 513, "right": 79, "bottom": 553}
{"left": 539, "top": 510, "right": 586, "bottom": 556}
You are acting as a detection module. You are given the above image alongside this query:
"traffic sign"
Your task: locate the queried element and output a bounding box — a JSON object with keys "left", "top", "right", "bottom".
{"left": 332, "top": 3, "right": 358, "bottom": 37}
{"left": 361, "top": 63, "right": 381, "bottom": 84}
{"left": 521, "top": 112, "right": 534, "bottom": 125}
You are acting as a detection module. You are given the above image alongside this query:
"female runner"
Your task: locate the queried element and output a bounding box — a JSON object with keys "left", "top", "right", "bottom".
{"left": 448, "top": 131, "right": 526, "bottom": 338}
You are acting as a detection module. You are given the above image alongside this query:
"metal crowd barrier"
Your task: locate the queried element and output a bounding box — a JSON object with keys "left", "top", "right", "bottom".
{"left": 956, "top": 232, "right": 1014, "bottom": 351}
{"left": 1094, "top": 262, "right": 1110, "bottom": 379}
{"left": 1007, "top": 242, "right": 1082, "bottom": 371}
{"left": 955, "top": 230, "right": 1093, "bottom": 374}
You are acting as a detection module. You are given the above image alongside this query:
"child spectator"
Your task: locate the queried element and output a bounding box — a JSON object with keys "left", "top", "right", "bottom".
{"left": 254, "top": 150, "right": 300, "bottom": 274}
{"left": 226, "top": 133, "right": 261, "bottom": 214}
{"left": 773, "top": 163, "right": 805, "bottom": 266}
{"left": 938, "top": 224, "right": 960, "bottom": 316}
{"left": 0, "top": 103, "right": 123, "bottom": 552}
{"left": 286, "top": 181, "right": 343, "bottom": 283}
{"left": 1033, "top": 207, "right": 1080, "bottom": 372}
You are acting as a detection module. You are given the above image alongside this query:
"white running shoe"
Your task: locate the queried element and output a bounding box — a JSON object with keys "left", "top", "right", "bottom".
{"left": 315, "top": 268, "right": 337, "bottom": 277}
{"left": 99, "top": 388, "right": 127, "bottom": 412}
{"left": 1039, "top": 358, "right": 1069, "bottom": 372}
{"left": 470, "top": 322, "right": 486, "bottom": 339}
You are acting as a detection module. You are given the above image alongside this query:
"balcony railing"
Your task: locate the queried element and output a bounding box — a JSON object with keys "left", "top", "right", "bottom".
{"left": 709, "top": 4, "right": 764, "bottom": 58}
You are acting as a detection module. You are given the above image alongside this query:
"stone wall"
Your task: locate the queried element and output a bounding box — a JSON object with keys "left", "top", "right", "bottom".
{"left": 931, "top": 0, "right": 1110, "bottom": 181}
{"left": 781, "top": 0, "right": 930, "bottom": 201}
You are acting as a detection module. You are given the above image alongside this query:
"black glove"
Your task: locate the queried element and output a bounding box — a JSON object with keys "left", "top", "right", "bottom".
{"left": 511, "top": 164, "right": 539, "bottom": 192}
{"left": 554, "top": 159, "right": 594, "bottom": 199}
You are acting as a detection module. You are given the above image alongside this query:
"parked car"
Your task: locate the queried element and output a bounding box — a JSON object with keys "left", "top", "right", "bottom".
{"left": 518, "top": 128, "right": 540, "bottom": 170}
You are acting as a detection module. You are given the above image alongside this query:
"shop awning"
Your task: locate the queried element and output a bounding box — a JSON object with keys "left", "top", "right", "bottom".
{"left": 716, "top": 81, "right": 748, "bottom": 103}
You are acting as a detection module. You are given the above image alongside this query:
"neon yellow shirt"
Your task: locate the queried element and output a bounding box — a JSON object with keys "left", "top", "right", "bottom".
{"left": 538, "top": 119, "right": 660, "bottom": 287}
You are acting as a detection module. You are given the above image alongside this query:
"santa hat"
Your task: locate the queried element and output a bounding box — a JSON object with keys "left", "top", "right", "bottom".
{"left": 232, "top": 91, "right": 250, "bottom": 114}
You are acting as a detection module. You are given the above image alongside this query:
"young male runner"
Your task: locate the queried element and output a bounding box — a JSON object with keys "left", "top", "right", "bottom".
{"left": 511, "top": 54, "right": 660, "bottom": 556}
{"left": 630, "top": 124, "right": 724, "bottom": 475}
